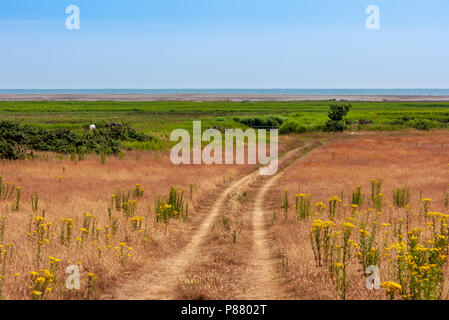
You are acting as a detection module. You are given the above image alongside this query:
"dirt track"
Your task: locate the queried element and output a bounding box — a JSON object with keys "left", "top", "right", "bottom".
{"left": 108, "top": 142, "right": 319, "bottom": 300}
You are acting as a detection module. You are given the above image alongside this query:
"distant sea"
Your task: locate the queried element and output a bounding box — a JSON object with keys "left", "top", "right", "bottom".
{"left": 1, "top": 89, "right": 449, "bottom": 96}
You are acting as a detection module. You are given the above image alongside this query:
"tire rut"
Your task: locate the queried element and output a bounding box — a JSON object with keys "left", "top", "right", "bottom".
{"left": 108, "top": 142, "right": 319, "bottom": 300}
{"left": 110, "top": 169, "right": 261, "bottom": 299}
{"left": 238, "top": 142, "right": 320, "bottom": 299}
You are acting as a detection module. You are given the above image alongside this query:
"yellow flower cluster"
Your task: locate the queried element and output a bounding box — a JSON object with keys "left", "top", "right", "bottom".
{"left": 381, "top": 281, "right": 402, "bottom": 293}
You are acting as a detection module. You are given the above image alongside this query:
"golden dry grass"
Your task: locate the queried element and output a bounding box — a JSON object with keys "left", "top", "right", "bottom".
{"left": 0, "top": 150, "right": 255, "bottom": 299}
{"left": 174, "top": 173, "right": 254, "bottom": 300}
{"left": 3, "top": 131, "right": 449, "bottom": 300}
{"left": 268, "top": 131, "right": 449, "bottom": 299}
{"left": 174, "top": 141, "right": 314, "bottom": 300}
{"left": 0, "top": 135, "right": 300, "bottom": 300}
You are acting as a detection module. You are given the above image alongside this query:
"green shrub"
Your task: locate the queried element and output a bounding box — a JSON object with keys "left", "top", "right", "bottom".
{"left": 0, "top": 139, "right": 23, "bottom": 160}
{"left": 324, "top": 104, "right": 352, "bottom": 132}
{"left": 0, "top": 121, "right": 157, "bottom": 160}
{"left": 393, "top": 187, "right": 410, "bottom": 208}
{"left": 411, "top": 119, "right": 432, "bottom": 131}
{"left": 351, "top": 185, "right": 363, "bottom": 206}
{"left": 234, "top": 115, "right": 285, "bottom": 129}
{"left": 279, "top": 120, "right": 307, "bottom": 134}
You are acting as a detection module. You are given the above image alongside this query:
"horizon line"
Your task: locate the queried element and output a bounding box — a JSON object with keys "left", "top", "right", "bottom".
{"left": 1, "top": 88, "right": 449, "bottom": 91}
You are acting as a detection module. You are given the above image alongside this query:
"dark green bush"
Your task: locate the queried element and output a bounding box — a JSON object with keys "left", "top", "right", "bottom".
{"left": 279, "top": 120, "right": 307, "bottom": 134}
{"left": 0, "top": 121, "right": 156, "bottom": 160}
{"left": 234, "top": 115, "right": 285, "bottom": 129}
{"left": 411, "top": 119, "right": 432, "bottom": 131}
{"left": 358, "top": 119, "right": 373, "bottom": 125}
{"left": 0, "top": 139, "right": 22, "bottom": 160}
{"left": 324, "top": 104, "right": 352, "bottom": 132}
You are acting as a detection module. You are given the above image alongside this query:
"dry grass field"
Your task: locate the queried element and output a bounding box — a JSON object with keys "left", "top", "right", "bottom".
{"left": 1, "top": 130, "right": 448, "bottom": 300}
{"left": 267, "top": 131, "right": 449, "bottom": 299}
{"left": 0, "top": 136, "right": 301, "bottom": 300}
{"left": 0, "top": 150, "right": 256, "bottom": 299}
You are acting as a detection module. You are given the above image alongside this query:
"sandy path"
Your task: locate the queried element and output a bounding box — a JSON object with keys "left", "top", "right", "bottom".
{"left": 109, "top": 143, "right": 317, "bottom": 300}
{"left": 238, "top": 143, "right": 319, "bottom": 299}
{"left": 111, "top": 170, "right": 261, "bottom": 299}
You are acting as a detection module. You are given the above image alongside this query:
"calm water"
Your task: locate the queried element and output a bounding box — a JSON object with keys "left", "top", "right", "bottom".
{"left": 1, "top": 89, "right": 449, "bottom": 96}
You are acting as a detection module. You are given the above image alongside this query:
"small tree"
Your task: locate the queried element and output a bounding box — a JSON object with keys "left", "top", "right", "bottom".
{"left": 325, "top": 104, "right": 352, "bottom": 132}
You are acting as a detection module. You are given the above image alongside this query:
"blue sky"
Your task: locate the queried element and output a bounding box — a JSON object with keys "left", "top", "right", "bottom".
{"left": 0, "top": 0, "right": 448, "bottom": 89}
